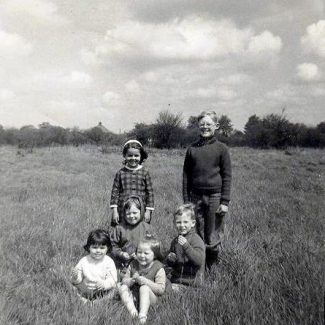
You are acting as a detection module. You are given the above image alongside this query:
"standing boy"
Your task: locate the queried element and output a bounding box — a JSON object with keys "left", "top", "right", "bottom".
{"left": 183, "top": 111, "right": 232, "bottom": 268}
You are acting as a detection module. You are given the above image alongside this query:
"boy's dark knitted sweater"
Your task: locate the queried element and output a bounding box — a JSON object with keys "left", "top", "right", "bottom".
{"left": 168, "top": 229, "right": 205, "bottom": 286}
{"left": 183, "top": 136, "right": 232, "bottom": 205}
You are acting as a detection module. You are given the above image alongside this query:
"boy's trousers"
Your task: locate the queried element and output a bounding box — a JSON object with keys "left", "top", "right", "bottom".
{"left": 190, "top": 192, "right": 224, "bottom": 266}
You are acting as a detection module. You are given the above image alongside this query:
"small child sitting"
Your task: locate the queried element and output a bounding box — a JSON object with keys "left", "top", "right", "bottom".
{"left": 166, "top": 203, "right": 205, "bottom": 288}
{"left": 110, "top": 195, "right": 154, "bottom": 272}
{"left": 71, "top": 229, "right": 117, "bottom": 301}
{"left": 118, "top": 235, "right": 166, "bottom": 324}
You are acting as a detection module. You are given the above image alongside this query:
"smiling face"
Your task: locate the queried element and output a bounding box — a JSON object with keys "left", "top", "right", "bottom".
{"left": 89, "top": 244, "right": 108, "bottom": 261}
{"left": 198, "top": 115, "right": 218, "bottom": 138}
{"left": 125, "top": 147, "right": 141, "bottom": 168}
{"left": 174, "top": 212, "right": 196, "bottom": 236}
{"left": 125, "top": 203, "right": 142, "bottom": 225}
{"left": 136, "top": 242, "right": 154, "bottom": 267}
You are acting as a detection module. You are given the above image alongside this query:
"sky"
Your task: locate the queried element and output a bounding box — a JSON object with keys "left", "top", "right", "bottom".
{"left": 0, "top": 0, "right": 324, "bottom": 133}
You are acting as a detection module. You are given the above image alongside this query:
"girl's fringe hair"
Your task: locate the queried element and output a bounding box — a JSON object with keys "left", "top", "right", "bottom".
{"left": 84, "top": 229, "right": 111, "bottom": 253}
{"left": 139, "top": 233, "right": 163, "bottom": 261}
{"left": 122, "top": 141, "right": 148, "bottom": 164}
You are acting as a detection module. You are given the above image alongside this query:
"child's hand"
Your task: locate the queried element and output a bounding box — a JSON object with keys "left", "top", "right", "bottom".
{"left": 177, "top": 235, "right": 188, "bottom": 246}
{"left": 134, "top": 275, "right": 146, "bottom": 286}
{"left": 167, "top": 252, "right": 177, "bottom": 263}
{"left": 122, "top": 252, "right": 131, "bottom": 261}
{"left": 71, "top": 267, "right": 81, "bottom": 283}
{"left": 111, "top": 208, "right": 119, "bottom": 225}
{"left": 216, "top": 204, "right": 228, "bottom": 215}
{"left": 144, "top": 210, "right": 152, "bottom": 223}
{"left": 122, "top": 277, "right": 135, "bottom": 287}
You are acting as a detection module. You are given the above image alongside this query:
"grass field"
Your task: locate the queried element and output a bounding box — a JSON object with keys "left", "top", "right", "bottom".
{"left": 0, "top": 145, "right": 324, "bottom": 325}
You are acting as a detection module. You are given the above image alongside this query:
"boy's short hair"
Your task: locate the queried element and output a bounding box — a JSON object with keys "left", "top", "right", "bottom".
{"left": 84, "top": 229, "right": 111, "bottom": 252}
{"left": 138, "top": 233, "right": 163, "bottom": 261}
{"left": 122, "top": 140, "right": 148, "bottom": 164}
{"left": 174, "top": 203, "right": 196, "bottom": 221}
{"left": 197, "top": 111, "right": 218, "bottom": 124}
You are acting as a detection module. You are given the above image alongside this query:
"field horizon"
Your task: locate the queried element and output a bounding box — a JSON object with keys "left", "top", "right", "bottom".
{"left": 0, "top": 145, "right": 324, "bottom": 325}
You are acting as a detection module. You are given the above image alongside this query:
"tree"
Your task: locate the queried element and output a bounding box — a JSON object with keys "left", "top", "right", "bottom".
{"left": 186, "top": 116, "right": 198, "bottom": 129}
{"left": 244, "top": 115, "right": 264, "bottom": 147}
{"left": 152, "top": 110, "right": 184, "bottom": 148}
{"left": 262, "top": 113, "right": 291, "bottom": 148}
{"left": 218, "top": 115, "right": 233, "bottom": 137}
{"left": 84, "top": 126, "right": 105, "bottom": 145}
{"left": 18, "top": 125, "right": 39, "bottom": 149}
{"left": 128, "top": 123, "right": 154, "bottom": 146}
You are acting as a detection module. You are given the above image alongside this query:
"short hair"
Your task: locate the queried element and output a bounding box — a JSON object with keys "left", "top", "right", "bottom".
{"left": 174, "top": 203, "right": 196, "bottom": 221}
{"left": 123, "top": 196, "right": 142, "bottom": 212}
{"left": 122, "top": 195, "right": 145, "bottom": 222}
{"left": 122, "top": 141, "right": 148, "bottom": 164}
{"left": 84, "top": 229, "right": 111, "bottom": 253}
{"left": 138, "top": 234, "right": 163, "bottom": 261}
{"left": 197, "top": 111, "right": 218, "bottom": 124}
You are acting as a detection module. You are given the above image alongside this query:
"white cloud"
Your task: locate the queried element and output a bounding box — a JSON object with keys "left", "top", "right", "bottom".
{"left": 0, "top": 30, "right": 32, "bottom": 57}
{"left": 84, "top": 17, "right": 252, "bottom": 62}
{"left": 0, "top": 88, "right": 15, "bottom": 101}
{"left": 197, "top": 86, "right": 237, "bottom": 100}
{"left": 197, "top": 87, "right": 217, "bottom": 98}
{"left": 1, "top": 0, "right": 68, "bottom": 25}
{"left": 125, "top": 80, "right": 141, "bottom": 93}
{"left": 80, "top": 48, "right": 102, "bottom": 67}
{"left": 266, "top": 85, "right": 300, "bottom": 103}
{"left": 83, "top": 16, "right": 283, "bottom": 67}
{"left": 301, "top": 20, "right": 325, "bottom": 57}
{"left": 66, "top": 71, "right": 93, "bottom": 86}
{"left": 296, "top": 63, "right": 321, "bottom": 81}
{"left": 102, "top": 91, "right": 121, "bottom": 106}
{"left": 32, "top": 70, "right": 93, "bottom": 88}
{"left": 248, "top": 31, "right": 282, "bottom": 55}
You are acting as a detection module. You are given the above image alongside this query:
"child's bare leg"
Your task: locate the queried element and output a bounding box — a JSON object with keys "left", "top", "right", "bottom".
{"left": 118, "top": 284, "right": 138, "bottom": 317}
{"left": 138, "top": 285, "right": 157, "bottom": 323}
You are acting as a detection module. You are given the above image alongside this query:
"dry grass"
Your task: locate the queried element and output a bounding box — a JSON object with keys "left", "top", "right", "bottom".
{"left": 0, "top": 145, "right": 324, "bottom": 325}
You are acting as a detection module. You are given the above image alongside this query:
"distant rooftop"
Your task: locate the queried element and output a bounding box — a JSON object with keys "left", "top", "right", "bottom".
{"left": 96, "top": 122, "right": 109, "bottom": 133}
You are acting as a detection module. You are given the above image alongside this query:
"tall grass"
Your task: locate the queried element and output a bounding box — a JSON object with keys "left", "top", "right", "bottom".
{"left": 0, "top": 146, "right": 324, "bottom": 324}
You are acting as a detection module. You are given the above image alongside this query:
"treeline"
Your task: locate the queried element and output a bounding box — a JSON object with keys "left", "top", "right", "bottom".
{"left": 0, "top": 111, "right": 324, "bottom": 149}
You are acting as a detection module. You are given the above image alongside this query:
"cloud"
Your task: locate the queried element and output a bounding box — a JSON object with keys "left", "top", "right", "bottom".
{"left": 301, "top": 20, "right": 325, "bottom": 57}
{"left": 248, "top": 31, "right": 282, "bottom": 55}
{"left": 266, "top": 85, "right": 300, "bottom": 103}
{"left": 80, "top": 48, "right": 102, "bottom": 67}
{"left": 0, "top": 30, "right": 32, "bottom": 57}
{"left": 0, "top": 88, "right": 15, "bottom": 101}
{"left": 66, "top": 71, "right": 93, "bottom": 86}
{"left": 296, "top": 63, "right": 321, "bottom": 81}
{"left": 1, "top": 0, "right": 68, "bottom": 25}
{"left": 103, "top": 17, "right": 251, "bottom": 60}
{"left": 82, "top": 16, "right": 282, "bottom": 66}
{"left": 102, "top": 91, "right": 121, "bottom": 106}
{"left": 197, "top": 86, "right": 237, "bottom": 100}
{"left": 125, "top": 80, "right": 141, "bottom": 93}
{"left": 32, "top": 70, "right": 93, "bottom": 89}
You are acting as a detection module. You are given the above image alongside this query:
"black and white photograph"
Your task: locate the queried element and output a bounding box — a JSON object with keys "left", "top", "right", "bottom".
{"left": 0, "top": 1, "right": 324, "bottom": 324}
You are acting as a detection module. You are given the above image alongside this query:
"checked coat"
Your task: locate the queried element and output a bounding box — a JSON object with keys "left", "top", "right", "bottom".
{"left": 110, "top": 165, "right": 154, "bottom": 214}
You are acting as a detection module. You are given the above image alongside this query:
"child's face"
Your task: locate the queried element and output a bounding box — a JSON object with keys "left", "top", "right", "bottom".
{"left": 125, "top": 148, "right": 141, "bottom": 168}
{"left": 174, "top": 213, "right": 196, "bottom": 236}
{"left": 136, "top": 242, "right": 154, "bottom": 267}
{"left": 125, "top": 203, "right": 141, "bottom": 225}
{"left": 89, "top": 244, "right": 108, "bottom": 261}
{"left": 198, "top": 115, "right": 217, "bottom": 138}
